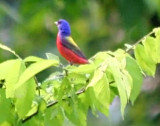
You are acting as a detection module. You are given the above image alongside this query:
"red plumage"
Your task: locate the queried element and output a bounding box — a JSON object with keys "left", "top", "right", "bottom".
{"left": 56, "top": 35, "right": 88, "bottom": 64}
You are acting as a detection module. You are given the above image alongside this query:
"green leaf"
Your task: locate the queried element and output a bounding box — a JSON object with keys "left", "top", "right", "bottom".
{"left": 0, "top": 60, "right": 18, "bottom": 79}
{"left": 121, "top": 69, "right": 132, "bottom": 99}
{"left": 87, "top": 60, "right": 110, "bottom": 117}
{"left": 15, "top": 76, "right": 36, "bottom": 118}
{"left": 16, "top": 59, "right": 59, "bottom": 89}
{"left": 0, "top": 43, "right": 20, "bottom": 58}
{"left": 135, "top": 44, "right": 156, "bottom": 76}
{"left": 46, "top": 53, "right": 60, "bottom": 61}
{"left": 61, "top": 108, "right": 75, "bottom": 126}
{"left": 24, "top": 56, "right": 44, "bottom": 62}
{"left": 110, "top": 86, "right": 118, "bottom": 103}
{"left": 25, "top": 103, "right": 38, "bottom": 118}
{"left": 62, "top": 94, "right": 88, "bottom": 126}
{"left": 44, "top": 72, "right": 64, "bottom": 82}
{"left": 109, "top": 58, "right": 127, "bottom": 118}
{"left": 21, "top": 110, "right": 44, "bottom": 126}
{"left": 44, "top": 106, "right": 63, "bottom": 126}
{"left": 142, "top": 36, "right": 158, "bottom": 63}
{"left": 56, "top": 77, "right": 72, "bottom": 101}
{"left": 0, "top": 59, "right": 23, "bottom": 98}
{"left": 5, "top": 59, "right": 23, "bottom": 98}
{"left": 110, "top": 49, "right": 126, "bottom": 69}
{"left": 68, "top": 64, "right": 95, "bottom": 74}
{"left": 154, "top": 28, "right": 160, "bottom": 62}
{"left": 0, "top": 121, "right": 11, "bottom": 126}
{"left": 126, "top": 56, "right": 143, "bottom": 104}
{"left": 67, "top": 73, "right": 87, "bottom": 85}
{"left": 90, "top": 51, "right": 110, "bottom": 65}
{"left": 0, "top": 89, "right": 14, "bottom": 124}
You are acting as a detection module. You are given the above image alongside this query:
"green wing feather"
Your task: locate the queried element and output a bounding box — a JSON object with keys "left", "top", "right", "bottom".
{"left": 61, "top": 36, "right": 87, "bottom": 59}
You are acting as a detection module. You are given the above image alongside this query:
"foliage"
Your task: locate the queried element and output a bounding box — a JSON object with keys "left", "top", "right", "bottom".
{"left": 0, "top": 27, "right": 160, "bottom": 126}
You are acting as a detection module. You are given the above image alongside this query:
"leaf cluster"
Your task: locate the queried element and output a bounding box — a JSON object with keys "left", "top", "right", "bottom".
{"left": 0, "top": 28, "right": 160, "bottom": 126}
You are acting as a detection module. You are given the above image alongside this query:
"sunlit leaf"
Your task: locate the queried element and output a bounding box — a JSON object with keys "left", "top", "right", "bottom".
{"left": 0, "top": 59, "right": 24, "bottom": 98}
{"left": 0, "top": 89, "right": 14, "bottom": 124}
{"left": 15, "top": 62, "right": 36, "bottom": 118}
{"left": 0, "top": 121, "right": 11, "bottom": 126}
{"left": 135, "top": 44, "right": 156, "bottom": 76}
{"left": 126, "top": 56, "right": 143, "bottom": 104}
{"left": 154, "top": 28, "right": 160, "bottom": 62}
{"left": 56, "top": 77, "right": 71, "bottom": 101}
{"left": 25, "top": 103, "right": 38, "bottom": 118}
{"left": 121, "top": 69, "right": 132, "bottom": 99}
{"left": 46, "top": 53, "right": 60, "bottom": 61}
{"left": 0, "top": 60, "right": 18, "bottom": 79}
{"left": 16, "top": 59, "right": 59, "bottom": 89}
{"left": 24, "top": 56, "right": 44, "bottom": 62}
{"left": 61, "top": 108, "right": 75, "bottom": 126}
{"left": 87, "top": 60, "right": 110, "bottom": 117}
{"left": 44, "top": 106, "right": 63, "bottom": 126}
{"left": 68, "top": 64, "right": 95, "bottom": 74}
{"left": 5, "top": 59, "right": 23, "bottom": 98}
{"left": 109, "top": 58, "right": 127, "bottom": 118}
{"left": 21, "top": 111, "right": 44, "bottom": 126}
{"left": 63, "top": 94, "right": 88, "bottom": 126}
{"left": 67, "top": 73, "right": 87, "bottom": 85}
{"left": 90, "top": 51, "right": 109, "bottom": 65}
{"left": 142, "top": 36, "right": 158, "bottom": 63}
{"left": 111, "top": 49, "right": 126, "bottom": 69}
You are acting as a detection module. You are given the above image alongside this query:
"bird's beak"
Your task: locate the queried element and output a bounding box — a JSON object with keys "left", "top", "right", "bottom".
{"left": 54, "top": 21, "right": 58, "bottom": 25}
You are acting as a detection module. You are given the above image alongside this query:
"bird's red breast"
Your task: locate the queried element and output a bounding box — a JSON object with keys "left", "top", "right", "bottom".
{"left": 56, "top": 34, "right": 88, "bottom": 64}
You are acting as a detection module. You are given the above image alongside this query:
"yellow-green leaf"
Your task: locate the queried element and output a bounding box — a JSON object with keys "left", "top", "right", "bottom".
{"left": 87, "top": 60, "right": 110, "bottom": 117}
{"left": 126, "top": 56, "right": 143, "bottom": 104}
{"left": 109, "top": 58, "right": 127, "bottom": 118}
{"left": 135, "top": 44, "right": 156, "bottom": 76}
{"left": 16, "top": 60, "right": 59, "bottom": 89}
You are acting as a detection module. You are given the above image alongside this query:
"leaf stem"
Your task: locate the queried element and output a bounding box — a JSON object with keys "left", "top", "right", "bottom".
{"left": 34, "top": 76, "right": 41, "bottom": 96}
{"left": 0, "top": 43, "right": 21, "bottom": 59}
{"left": 47, "top": 88, "right": 85, "bottom": 108}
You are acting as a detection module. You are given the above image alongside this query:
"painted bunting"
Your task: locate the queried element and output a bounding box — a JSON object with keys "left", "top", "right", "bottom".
{"left": 55, "top": 19, "right": 88, "bottom": 64}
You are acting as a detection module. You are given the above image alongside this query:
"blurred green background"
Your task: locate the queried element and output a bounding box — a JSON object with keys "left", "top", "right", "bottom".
{"left": 0, "top": 0, "right": 160, "bottom": 125}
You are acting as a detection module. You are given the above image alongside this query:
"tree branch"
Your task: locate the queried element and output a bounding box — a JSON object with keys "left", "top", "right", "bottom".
{"left": 47, "top": 88, "right": 85, "bottom": 108}
{"left": 22, "top": 88, "right": 85, "bottom": 123}
{"left": 126, "top": 30, "right": 154, "bottom": 53}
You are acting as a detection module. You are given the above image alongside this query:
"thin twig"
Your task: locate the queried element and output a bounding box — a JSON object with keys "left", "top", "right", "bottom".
{"left": 47, "top": 88, "right": 85, "bottom": 108}
{"left": 34, "top": 76, "right": 40, "bottom": 96}
{"left": 126, "top": 30, "right": 154, "bottom": 53}
{"left": 22, "top": 111, "right": 38, "bottom": 123}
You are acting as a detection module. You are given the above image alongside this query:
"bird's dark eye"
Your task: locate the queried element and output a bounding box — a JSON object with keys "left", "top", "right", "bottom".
{"left": 58, "top": 21, "right": 61, "bottom": 24}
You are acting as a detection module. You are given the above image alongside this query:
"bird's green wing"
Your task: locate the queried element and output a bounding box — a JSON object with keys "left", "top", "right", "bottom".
{"left": 61, "top": 36, "right": 87, "bottom": 59}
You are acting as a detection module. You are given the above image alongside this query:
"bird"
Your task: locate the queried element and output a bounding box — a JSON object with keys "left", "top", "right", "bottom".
{"left": 54, "top": 19, "right": 88, "bottom": 64}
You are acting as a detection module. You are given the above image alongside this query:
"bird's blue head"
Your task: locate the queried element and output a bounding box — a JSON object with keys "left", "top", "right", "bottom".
{"left": 55, "top": 19, "right": 71, "bottom": 36}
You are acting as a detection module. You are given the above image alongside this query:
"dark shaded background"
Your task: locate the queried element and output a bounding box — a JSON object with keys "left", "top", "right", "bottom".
{"left": 0, "top": 0, "right": 160, "bottom": 125}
